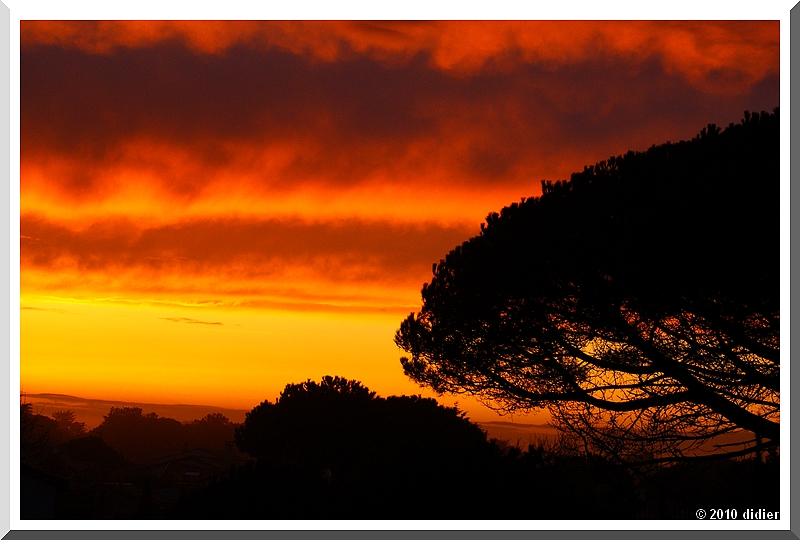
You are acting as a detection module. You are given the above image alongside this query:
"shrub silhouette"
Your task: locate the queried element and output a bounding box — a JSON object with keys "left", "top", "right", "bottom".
{"left": 232, "top": 375, "right": 497, "bottom": 518}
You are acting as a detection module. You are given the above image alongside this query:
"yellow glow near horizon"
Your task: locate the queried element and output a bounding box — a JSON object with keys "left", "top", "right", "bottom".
{"left": 20, "top": 296, "right": 533, "bottom": 424}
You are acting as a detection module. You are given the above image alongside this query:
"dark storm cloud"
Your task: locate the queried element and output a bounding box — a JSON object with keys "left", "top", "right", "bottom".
{"left": 22, "top": 36, "right": 779, "bottom": 201}
{"left": 21, "top": 43, "right": 438, "bottom": 157}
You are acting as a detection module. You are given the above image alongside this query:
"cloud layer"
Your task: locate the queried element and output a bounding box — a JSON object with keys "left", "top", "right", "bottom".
{"left": 21, "top": 214, "right": 475, "bottom": 311}
{"left": 21, "top": 21, "right": 778, "bottom": 87}
{"left": 21, "top": 21, "right": 780, "bottom": 311}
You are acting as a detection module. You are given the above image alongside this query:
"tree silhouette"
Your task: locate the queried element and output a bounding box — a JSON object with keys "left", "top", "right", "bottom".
{"left": 184, "top": 413, "right": 236, "bottom": 450}
{"left": 90, "top": 407, "right": 185, "bottom": 464}
{"left": 52, "top": 410, "right": 87, "bottom": 441}
{"left": 20, "top": 402, "right": 56, "bottom": 466}
{"left": 233, "top": 375, "right": 497, "bottom": 518}
{"left": 396, "top": 109, "right": 779, "bottom": 464}
{"left": 235, "top": 376, "right": 380, "bottom": 473}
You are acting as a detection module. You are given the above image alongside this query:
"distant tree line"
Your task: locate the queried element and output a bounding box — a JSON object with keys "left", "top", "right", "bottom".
{"left": 89, "top": 407, "right": 236, "bottom": 464}
{"left": 21, "top": 372, "right": 778, "bottom": 520}
{"left": 21, "top": 402, "right": 238, "bottom": 482}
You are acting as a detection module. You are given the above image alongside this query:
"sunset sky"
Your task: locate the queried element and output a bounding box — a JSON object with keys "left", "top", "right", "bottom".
{"left": 18, "top": 19, "right": 780, "bottom": 423}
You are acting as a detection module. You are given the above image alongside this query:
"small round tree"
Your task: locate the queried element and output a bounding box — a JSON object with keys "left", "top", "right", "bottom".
{"left": 234, "top": 375, "right": 495, "bottom": 506}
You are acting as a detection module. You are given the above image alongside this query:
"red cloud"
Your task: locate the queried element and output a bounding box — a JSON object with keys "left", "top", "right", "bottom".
{"left": 20, "top": 20, "right": 779, "bottom": 313}
{"left": 21, "top": 21, "right": 778, "bottom": 93}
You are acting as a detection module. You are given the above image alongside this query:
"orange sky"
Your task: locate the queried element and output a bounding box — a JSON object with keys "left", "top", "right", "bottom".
{"left": 19, "top": 20, "right": 779, "bottom": 423}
